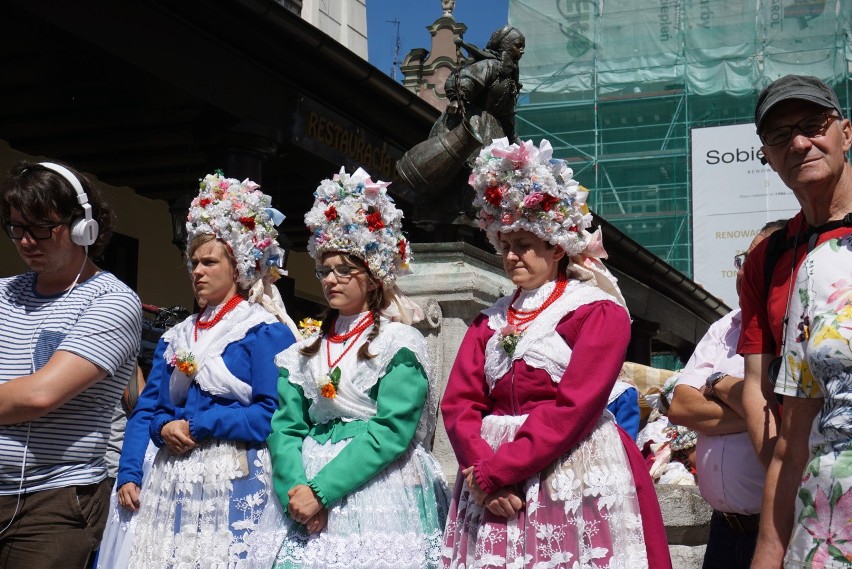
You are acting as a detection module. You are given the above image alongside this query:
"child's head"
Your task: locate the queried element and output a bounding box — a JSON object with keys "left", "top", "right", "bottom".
{"left": 304, "top": 167, "right": 411, "bottom": 286}
{"left": 316, "top": 252, "right": 385, "bottom": 316}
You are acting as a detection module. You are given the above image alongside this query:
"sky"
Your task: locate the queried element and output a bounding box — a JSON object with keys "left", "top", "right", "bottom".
{"left": 366, "top": 0, "right": 511, "bottom": 82}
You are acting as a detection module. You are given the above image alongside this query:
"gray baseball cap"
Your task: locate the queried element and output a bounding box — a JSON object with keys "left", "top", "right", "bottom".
{"left": 754, "top": 75, "right": 843, "bottom": 132}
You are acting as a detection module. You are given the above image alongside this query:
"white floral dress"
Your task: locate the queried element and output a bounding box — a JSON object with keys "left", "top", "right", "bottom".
{"left": 776, "top": 234, "right": 852, "bottom": 568}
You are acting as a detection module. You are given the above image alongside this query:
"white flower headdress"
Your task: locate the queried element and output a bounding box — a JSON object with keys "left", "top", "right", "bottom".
{"left": 186, "top": 171, "right": 286, "bottom": 290}
{"left": 469, "top": 137, "right": 593, "bottom": 255}
{"left": 305, "top": 167, "right": 412, "bottom": 285}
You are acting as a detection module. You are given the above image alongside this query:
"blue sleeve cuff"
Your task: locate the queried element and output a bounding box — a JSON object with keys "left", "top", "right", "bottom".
{"left": 151, "top": 417, "right": 170, "bottom": 447}
{"left": 188, "top": 417, "right": 202, "bottom": 441}
{"left": 116, "top": 474, "right": 143, "bottom": 488}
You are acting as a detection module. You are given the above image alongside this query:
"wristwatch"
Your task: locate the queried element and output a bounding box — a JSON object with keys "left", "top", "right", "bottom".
{"left": 704, "top": 372, "right": 727, "bottom": 399}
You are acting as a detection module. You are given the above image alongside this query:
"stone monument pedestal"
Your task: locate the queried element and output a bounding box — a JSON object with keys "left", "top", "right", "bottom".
{"left": 657, "top": 484, "right": 712, "bottom": 567}
{"left": 397, "top": 242, "right": 513, "bottom": 481}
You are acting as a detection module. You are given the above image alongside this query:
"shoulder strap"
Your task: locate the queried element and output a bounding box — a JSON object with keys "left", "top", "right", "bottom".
{"left": 763, "top": 213, "right": 852, "bottom": 298}
{"left": 805, "top": 212, "right": 852, "bottom": 251}
{"left": 763, "top": 225, "right": 794, "bottom": 299}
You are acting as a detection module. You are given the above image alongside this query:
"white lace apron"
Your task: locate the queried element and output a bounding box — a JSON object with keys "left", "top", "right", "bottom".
{"left": 129, "top": 302, "right": 278, "bottom": 569}
{"left": 95, "top": 441, "right": 158, "bottom": 569}
{"left": 442, "top": 414, "right": 648, "bottom": 569}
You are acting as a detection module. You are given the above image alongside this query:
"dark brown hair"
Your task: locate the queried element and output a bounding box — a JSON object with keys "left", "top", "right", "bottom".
{"left": 549, "top": 242, "right": 592, "bottom": 282}
{"left": 300, "top": 254, "right": 386, "bottom": 360}
{"left": 0, "top": 161, "right": 114, "bottom": 258}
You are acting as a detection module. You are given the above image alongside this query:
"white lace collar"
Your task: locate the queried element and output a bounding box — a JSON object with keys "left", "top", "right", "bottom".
{"left": 482, "top": 280, "right": 622, "bottom": 390}
{"left": 512, "top": 280, "right": 557, "bottom": 311}
{"left": 332, "top": 311, "right": 371, "bottom": 334}
{"left": 200, "top": 300, "right": 225, "bottom": 317}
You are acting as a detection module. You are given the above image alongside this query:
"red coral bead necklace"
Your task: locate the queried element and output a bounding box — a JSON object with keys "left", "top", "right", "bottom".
{"left": 507, "top": 274, "right": 568, "bottom": 332}
{"left": 194, "top": 294, "right": 244, "bottom": 341}
{"left": 326, "top": 312, "right": 374, "bottom": 369}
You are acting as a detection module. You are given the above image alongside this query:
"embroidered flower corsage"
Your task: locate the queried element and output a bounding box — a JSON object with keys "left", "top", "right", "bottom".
{"left": 172, "top": 349, "right": 198, "bottom": 376}
{"left": 498, "top": 324, "right": 521, "bottom": 356}
{"left": 298, "top": 317, "right": 323, "bottom": 338}
{"left": 317, "top": 366, "right": 341, "bottom": 399}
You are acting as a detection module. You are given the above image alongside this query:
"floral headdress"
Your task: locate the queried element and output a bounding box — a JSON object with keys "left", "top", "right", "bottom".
{"left": 186, "top": 171, "right": 286, "bottom": 290}
{"left": 305, "top": 167, "right": 412, "bottom": 285}
{"left": 469, "top": 137, "right": 593, "bottom": 255}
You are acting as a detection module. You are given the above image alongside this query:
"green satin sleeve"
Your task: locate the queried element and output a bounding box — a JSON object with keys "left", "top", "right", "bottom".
{"left": 267, "top": 368, "right": 311, "bottom": 509}
{"left": 309, "top": 347, "right": 428, "bottom": 507}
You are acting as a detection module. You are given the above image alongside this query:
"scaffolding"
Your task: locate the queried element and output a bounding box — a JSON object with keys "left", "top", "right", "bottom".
{"left": 511, "top": 0, "right": 852, "bottom": 276}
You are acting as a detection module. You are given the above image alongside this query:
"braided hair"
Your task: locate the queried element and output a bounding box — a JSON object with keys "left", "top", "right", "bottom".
{"left": 300, "top": 254, "right": 386, "bottom": 360}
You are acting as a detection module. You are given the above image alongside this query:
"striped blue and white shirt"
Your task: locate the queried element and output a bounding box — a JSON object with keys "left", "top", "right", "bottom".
{"left": 0, "top": 271, "right": 141, "bottom": 493}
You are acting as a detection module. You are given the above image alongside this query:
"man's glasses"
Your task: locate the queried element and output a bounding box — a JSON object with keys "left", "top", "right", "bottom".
{"left": 734, "top": 252, "right": 747, "bottom": 270}
{"left": 3, "top": 223, "right": 61, "bottom": 241}
{"left": 760, "top": 112, "right": 839, "bottom": 146}
{"left": 314, "top": 264, "right": 362, "bottom": 280}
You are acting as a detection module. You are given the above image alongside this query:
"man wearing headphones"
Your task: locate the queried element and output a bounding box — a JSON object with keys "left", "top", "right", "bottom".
{"left": 0, "top": 161, "right": 141, "bottom": 568}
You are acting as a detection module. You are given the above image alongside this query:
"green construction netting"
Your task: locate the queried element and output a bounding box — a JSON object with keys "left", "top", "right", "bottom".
{"left": 511, "top": 0, "right": 852, "bottom": 275}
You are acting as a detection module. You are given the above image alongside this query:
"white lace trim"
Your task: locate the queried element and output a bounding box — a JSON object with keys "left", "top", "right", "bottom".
{"left": 129, "top": 441, "right": 272, "bottom": 568}
{"left": 482, "top": 280, "right": 621, "bottom": 391}
{"left": 96, "top": 442, "right": 159, "bottom": 569}
{"left": 333, "top": 311, "right": 371, "bottom": 330}
{"left": 607, "top": 380, "right": 634, "bottom": 405}
{"left": 245, "top": 438, "right": 448, "bottom": 569}
{"left": 162, "top": 302, "right": 277, "bottom": 404}
{"left": 514, "top": 279, "right": 557, "bottom": 310}
{"left": 442, "top": 413, "right": 649, "bottom": 569}
{"left": 275, "top": 321, "right": 439, "bottom": 448}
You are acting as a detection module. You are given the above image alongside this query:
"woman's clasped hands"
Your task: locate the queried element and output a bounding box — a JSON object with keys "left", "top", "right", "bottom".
{"left": 462, "top": 466, "right": 524, "bottom": 519}
{"left": 288, "top": 484, "right": 328, "bottom": 534}
{"left": 160, "top": 419, "right": 197, "bottom": 456}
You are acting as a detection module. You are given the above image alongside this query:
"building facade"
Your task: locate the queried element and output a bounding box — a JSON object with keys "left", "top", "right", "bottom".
{"left": 301, "top": 0, "right": 368, "bottom": 59}
{"left": 512, "top": 0, "right": 852, "bottom": 286}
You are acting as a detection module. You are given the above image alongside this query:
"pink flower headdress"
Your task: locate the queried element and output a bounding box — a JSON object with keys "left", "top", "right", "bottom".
{"left": 469, "top": 137, "right": 593, "bottom": 255}
{"left": 185, "top": 171, "right": 286, "bottom": 290}
{"left": 305, "top": 167, "right": 412, "bottom": 285}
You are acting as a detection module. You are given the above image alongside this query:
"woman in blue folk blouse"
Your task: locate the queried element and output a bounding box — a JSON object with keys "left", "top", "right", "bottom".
{"left": 100, "top": 172, "right": 299, "bottom": 569}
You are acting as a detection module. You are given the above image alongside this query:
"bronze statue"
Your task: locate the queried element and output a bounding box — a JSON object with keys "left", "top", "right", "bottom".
{"left": 397, "top": 25, "right": 525, "bottom": 221}
{"left": 443, "top": 25, "right": 524, "bottom": 144}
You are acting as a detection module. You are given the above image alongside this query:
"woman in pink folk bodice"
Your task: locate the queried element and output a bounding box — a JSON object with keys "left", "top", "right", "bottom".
{"left": 440, "top": 137, "right": 672, "bottom": 569}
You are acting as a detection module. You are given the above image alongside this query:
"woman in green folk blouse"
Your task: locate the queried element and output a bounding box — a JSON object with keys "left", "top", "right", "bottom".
{"left": 248, "top": 168, "right": 448, "bottom": 569}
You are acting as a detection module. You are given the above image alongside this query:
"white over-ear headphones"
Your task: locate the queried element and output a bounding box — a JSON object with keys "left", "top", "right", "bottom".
{"left": 38, "top": 162, "right": 99, "bottom": 247}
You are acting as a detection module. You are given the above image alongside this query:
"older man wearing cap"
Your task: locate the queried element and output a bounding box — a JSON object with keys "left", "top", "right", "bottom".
{"left": 738, "top": 75, "right": 852, "bottom": 567}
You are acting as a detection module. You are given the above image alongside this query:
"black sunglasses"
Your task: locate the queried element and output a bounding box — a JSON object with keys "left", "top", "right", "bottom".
{"left": 4, "top": 223, "right": 62, "bottom": 240}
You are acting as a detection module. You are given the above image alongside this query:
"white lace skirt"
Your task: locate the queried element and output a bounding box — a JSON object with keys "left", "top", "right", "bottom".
{"left": 246, "top": 436, "right": 450, "bottom": 569}
{"left": 96, "top": 441, "right": 158, "bottom": 569}
{"left": 128, "top": 439, "right": 273, "bottom": 569}
{"left": 441, "top": 413, "right": 649, "bottom": 569}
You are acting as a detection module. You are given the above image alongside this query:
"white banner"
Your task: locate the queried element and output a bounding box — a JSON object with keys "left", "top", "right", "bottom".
{"left": 691, "top": 123, "right": 800, "bottom": 307}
